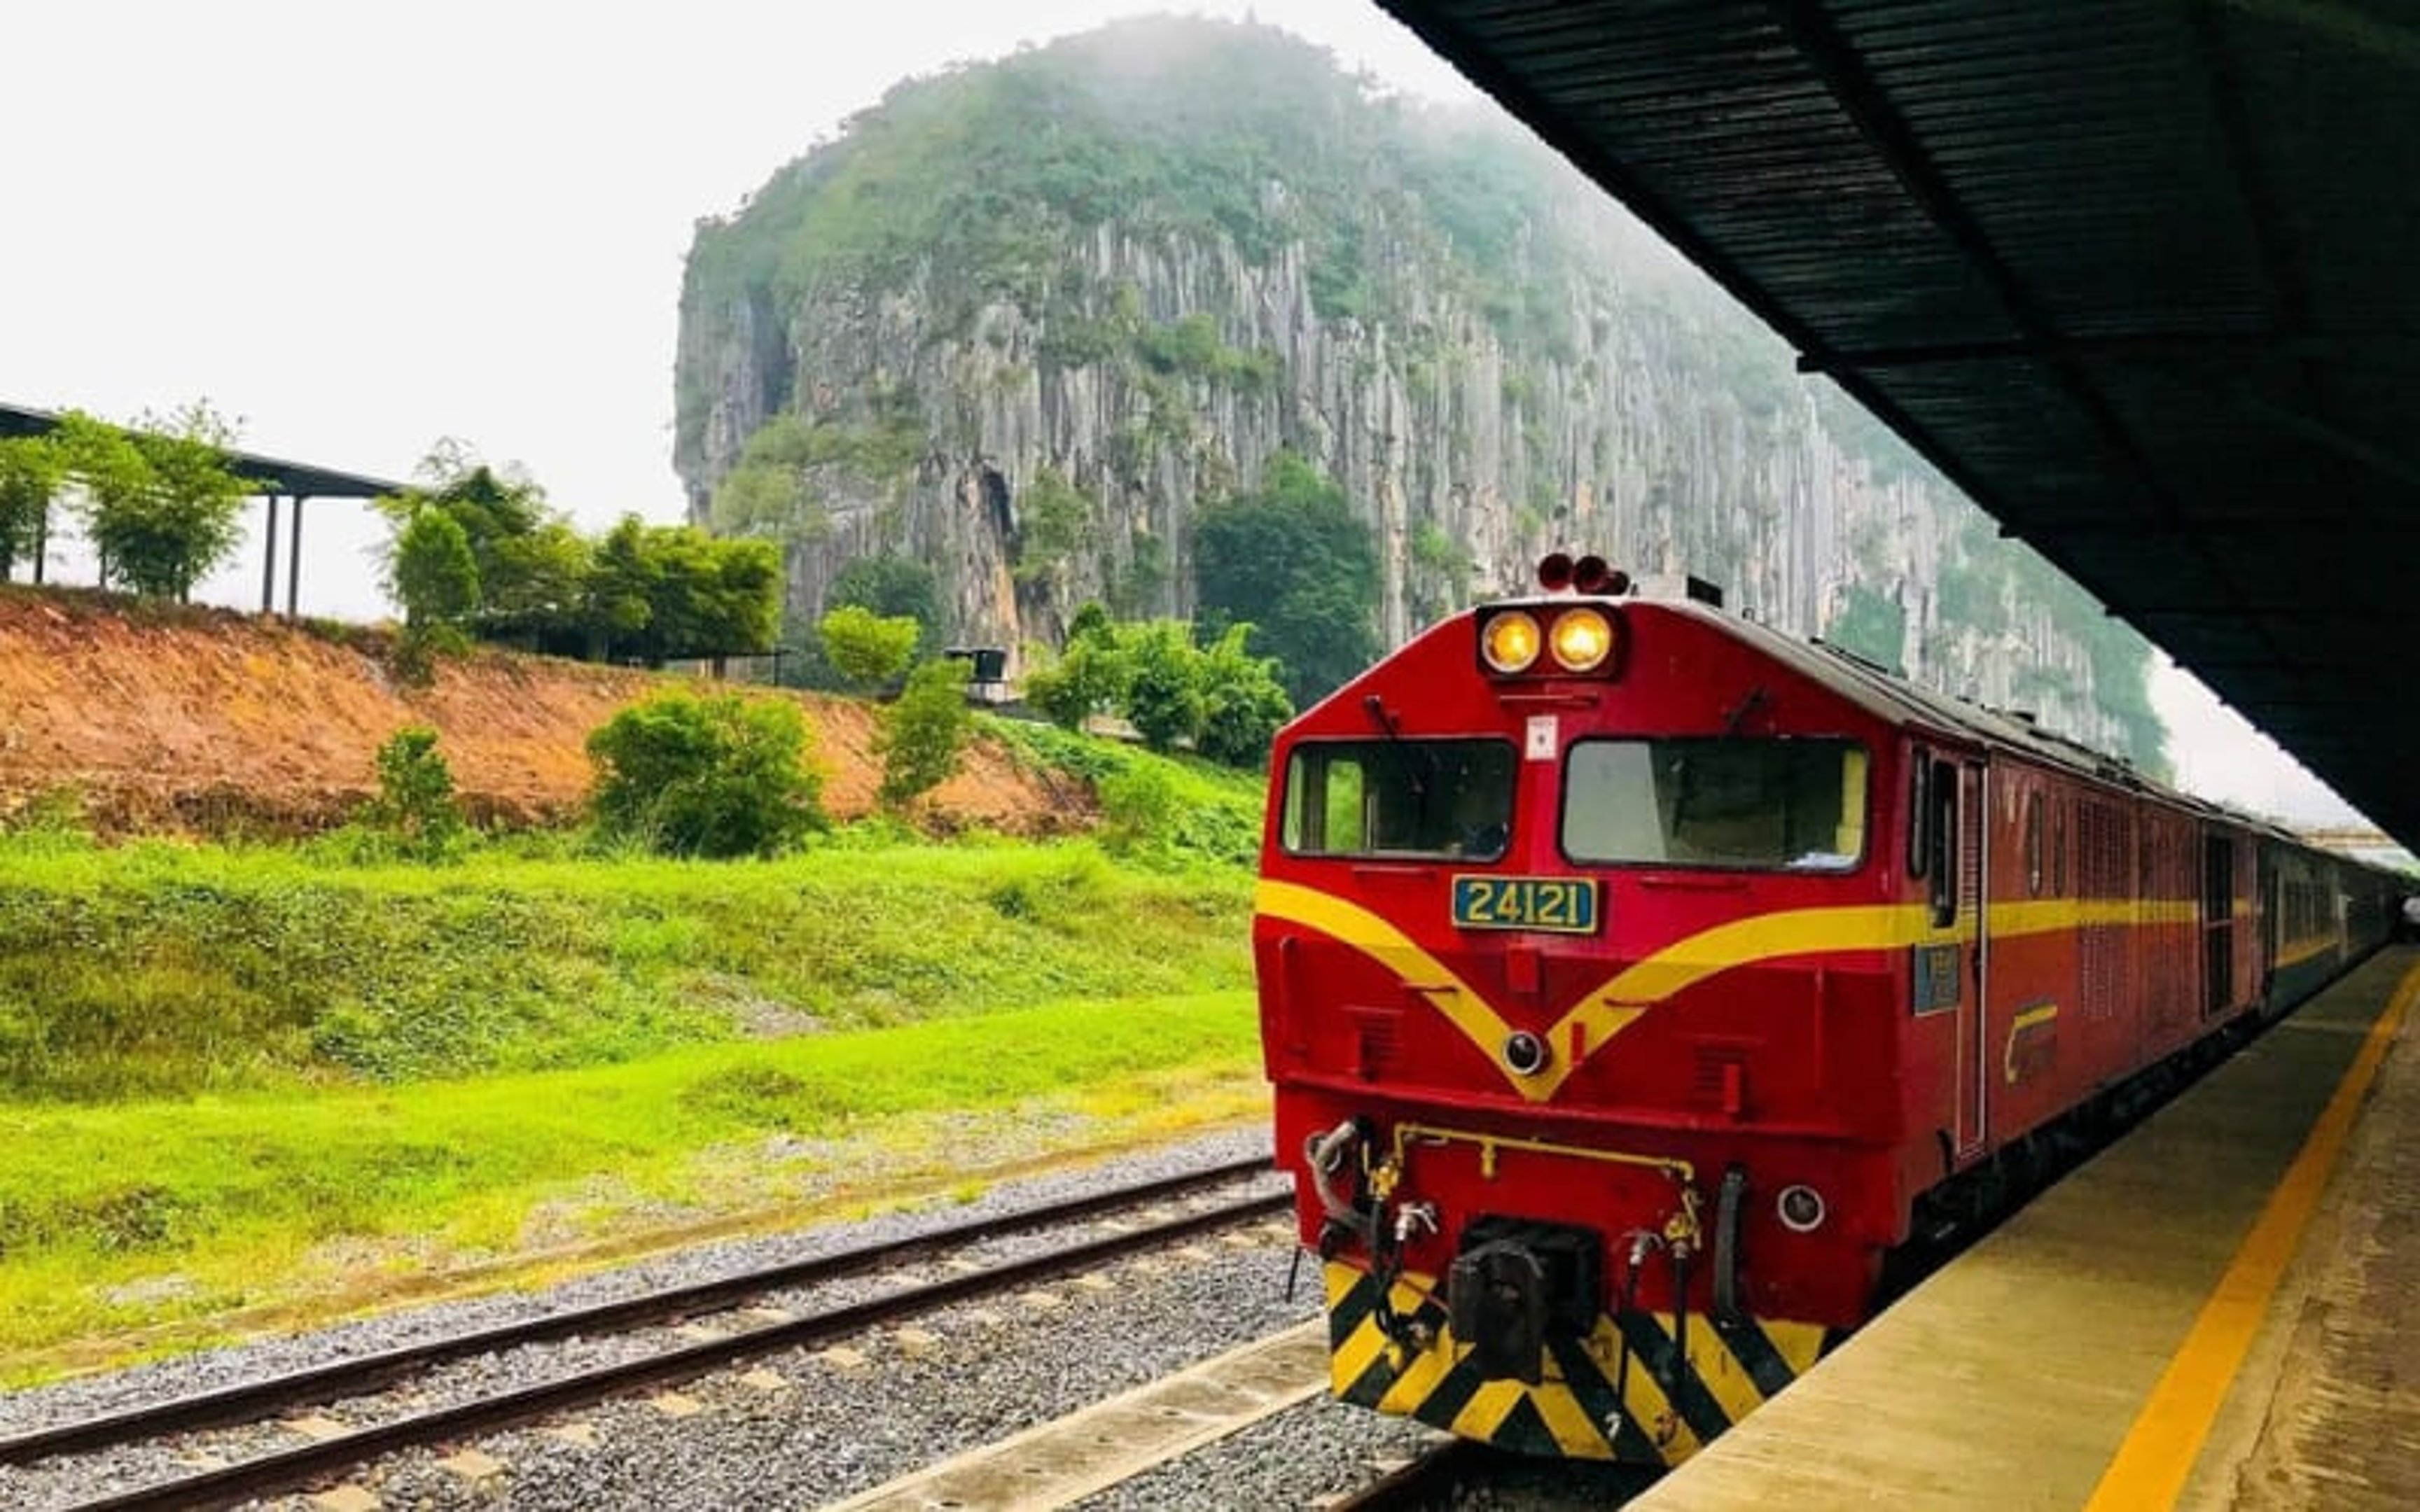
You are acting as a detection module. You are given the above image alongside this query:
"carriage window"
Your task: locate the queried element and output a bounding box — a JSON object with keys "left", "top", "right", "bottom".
{"left": 1281, "top": 738, "right": 1516, "bottom": 859}
{"left": 1562, "top": 738, "right": 1868, "bottom": 870}
{"left": 2025, "top": 791, "right": 2045, "bottom": 897}
{"left": 1927, "top": 758, "right": 1959, "bottom": 926}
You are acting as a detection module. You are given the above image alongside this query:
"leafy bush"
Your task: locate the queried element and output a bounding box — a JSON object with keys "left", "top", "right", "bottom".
{"left": 1196, "top": 624, "right": 1293, "bottom": 768}
{"left": 877, "top": 658, "right": 973, "bottom": 808}
{"left": 364, "top": 727, "right": 467, "bottom": 859}
{"left": 1097, "top": 761, "right": 1181, "bottom": 855}
{"left": 1024, "top": 628, "right": 1130, "bottom": 730}
{"left": 820, "top": 605, "right": 920, "bottom": 691}
{"left": 1123, "top": 621, "right": 1205, "bottom": 752}
{"left": 585, "top": 692, "right": 828, "bottom": 858}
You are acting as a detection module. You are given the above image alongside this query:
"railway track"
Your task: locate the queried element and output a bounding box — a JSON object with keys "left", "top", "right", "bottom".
{"left": 1322, "top": 1438, "right": 1491, "bottom": 1511}
{"left": 4, "top": 1156, "right": 1286, "bottom": 1511}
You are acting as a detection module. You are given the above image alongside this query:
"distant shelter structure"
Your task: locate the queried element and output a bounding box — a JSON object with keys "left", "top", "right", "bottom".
{"left": 1, "top": 400, "right": 407, "bottom": 618}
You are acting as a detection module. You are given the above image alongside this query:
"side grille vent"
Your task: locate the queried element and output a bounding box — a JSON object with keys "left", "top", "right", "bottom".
{"left": 1347, "top": 1006, "right": 1401, "bottom": 1082}
{"left": 1691, "top": 1046, "right": 1749, "bottom": 1116}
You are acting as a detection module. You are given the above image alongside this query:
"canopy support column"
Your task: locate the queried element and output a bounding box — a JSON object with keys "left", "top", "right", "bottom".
{"left": 260, "top": 494, "right": 281, "bottom": 612}
{"left": 286, "top": 494, "right": 309, "bottom": 619}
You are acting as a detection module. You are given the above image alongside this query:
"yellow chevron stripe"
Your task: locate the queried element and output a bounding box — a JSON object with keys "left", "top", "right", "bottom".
{"left": 1449, "top": 1379, "right": 1529, "bottom": 1441}
{"left": 1323, "top": 1264, "right": 1837, "bottom": 1465}
{"left": 1260, "top": 879, "right": 2209, "bottom": 1099}
{"left": 1688, "top": 1324, "right": 1774, "bottom": 1427}
{"left": 1597, "top": 1329, "right": 1704, "bottom": 1462}
{"left": 1256, "top": 881, "right": 1534, "bottom": 1082}
{"left": 1531, "top": 1367, "right": 1618, "bottom": 1457}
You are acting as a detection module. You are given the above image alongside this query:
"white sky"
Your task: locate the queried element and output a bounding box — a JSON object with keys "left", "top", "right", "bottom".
{"left": 0, "top": 2, "right": 2367, "bottom": 828}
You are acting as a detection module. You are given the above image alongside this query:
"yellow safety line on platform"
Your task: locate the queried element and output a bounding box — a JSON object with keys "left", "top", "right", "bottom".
{"left": 2080, "top": 959, "right": 2420, "bottom": 1512}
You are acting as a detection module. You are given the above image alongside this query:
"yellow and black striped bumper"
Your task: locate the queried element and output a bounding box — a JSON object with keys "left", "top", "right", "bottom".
{"left": 1326, "top": 1261, "right": 1826, "bottom": 1464}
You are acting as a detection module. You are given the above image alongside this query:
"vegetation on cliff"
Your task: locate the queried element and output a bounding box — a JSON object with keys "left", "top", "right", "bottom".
{"left": 678, "top": 14, "right": 2168, "bottom": 773}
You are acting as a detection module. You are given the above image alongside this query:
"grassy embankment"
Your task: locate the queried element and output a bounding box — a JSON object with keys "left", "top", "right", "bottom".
{"left": 0, "top": 730, "right": 1270, "bottom": 1381}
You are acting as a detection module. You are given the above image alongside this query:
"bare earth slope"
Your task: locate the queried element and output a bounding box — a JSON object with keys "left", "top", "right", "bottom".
{"left": 0, "top": 587, "right": 1076, "bottom": 834}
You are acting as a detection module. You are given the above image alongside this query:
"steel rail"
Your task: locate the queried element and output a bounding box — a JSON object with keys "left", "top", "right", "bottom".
{"left": 64, "top": 1188, "right": 1290, "bottom": 1512}
{"left": 1326, "top": 1438, "right": 1493, "bottom": 1511}
{"left": 3, "top": 1154, "right": 1275, "bottom": 1467}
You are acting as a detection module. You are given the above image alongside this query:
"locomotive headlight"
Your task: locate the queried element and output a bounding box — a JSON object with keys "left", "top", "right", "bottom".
{"left": 1503, "top": 1031, "right": 1550, "bottom": 1075}
{"left": 1776, "top": 1184, "right": 1828, "bottom": 1233}
{"left": 1548, "top": 607, "right": 1615, "bottom": 672}
{"left": 1481, "top": 610, "right": 1543, "bottom": 674}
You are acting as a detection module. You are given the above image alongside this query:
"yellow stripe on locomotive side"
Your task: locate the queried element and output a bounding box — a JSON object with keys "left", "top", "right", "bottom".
{"left": 1258, "top": 880, "right": 2217, "bottom": 1100}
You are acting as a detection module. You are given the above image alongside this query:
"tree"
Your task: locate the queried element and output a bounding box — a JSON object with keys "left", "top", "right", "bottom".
{"left": 627, "top": 524, "right": 781, "bottom": 663}
{"left": 389, "top": 507, "right": 480, "bottom": 629}
{"left": 586, "top": 691, "right": 827, "bottom": 858}
{"left": 58, "top": 403, "right": 251, "bottom": 600}
{"left": 820, "top": 604, "right": 921, "bottom": 691}
{"left": 477, "top": 519, "right": 592, "bottom": 645}
{"left": 584, "top": 514, "right": 660, "bottom": 657}
{"left": 379, "top": 450, "right": 583, "bottom": 645}
{"left": 1192, "top": 451, "right": 1379, "bottom": 707}
{"left": 1011, "top": 468, "right": 1091, "bottom": 589}
{"left": 876, "top": 657, "right": 973, "bottom": 807}
{"left": 828, "top": 554, "right": 941, "bottom": 650}
{"left": 1023, "top": 611, "right": 1130, "bottom": 730}
{"left": 0, "top": 435, "right": 64, "bottom": 581}
{"left": 1195, "top": 622, "right": 1293, "bottom": 768}
{"left": 1122, "top": 620, "right": 1205, "bottom": 752}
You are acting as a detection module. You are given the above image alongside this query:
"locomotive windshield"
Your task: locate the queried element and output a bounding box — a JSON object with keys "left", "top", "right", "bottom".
{"left": 1281, "top": 738, "right": 1515, "bottom": 860}
{"left": 1562, "top": 738, "right": 1868, "bottom": 871}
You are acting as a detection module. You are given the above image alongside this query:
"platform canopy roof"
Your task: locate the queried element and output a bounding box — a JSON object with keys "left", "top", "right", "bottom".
{"left": 1378, "top": 0, "right": 2420, "bottom": 849}
{"left": 1, "top": 400, "right": 405, "bottom": 500}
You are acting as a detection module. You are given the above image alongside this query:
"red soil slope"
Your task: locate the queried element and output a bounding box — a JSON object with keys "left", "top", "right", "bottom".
{"left": 0, "top": 588, "right": 1080, "bottom": 835}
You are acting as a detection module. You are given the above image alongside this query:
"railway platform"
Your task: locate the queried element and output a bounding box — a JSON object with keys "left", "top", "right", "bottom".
{"left": 1629, "top": 948, "right": 2420, "bottom": 1512}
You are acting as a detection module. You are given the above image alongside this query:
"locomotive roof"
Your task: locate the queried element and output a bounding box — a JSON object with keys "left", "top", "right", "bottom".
{"left": 1610, "top": 592, "right": 2300, "bottom": 841}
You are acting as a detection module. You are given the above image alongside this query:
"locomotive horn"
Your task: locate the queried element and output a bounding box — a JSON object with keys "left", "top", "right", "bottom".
{"left": 1536, "top": 552, "right": 1575, "bottom": 592}
{"left": 1573, "top": 554, "right": 1627, "bottom": 595}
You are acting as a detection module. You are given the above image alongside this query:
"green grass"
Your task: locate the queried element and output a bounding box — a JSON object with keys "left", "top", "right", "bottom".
{"left": 0, "top": 992, "right": 1264, "bottom": 1373}
{"left": 0, "top": 736, "right": 1278, "bottom": 1376}
{"left": 0, "top": 830, "right": 1253, "bottom": 1097}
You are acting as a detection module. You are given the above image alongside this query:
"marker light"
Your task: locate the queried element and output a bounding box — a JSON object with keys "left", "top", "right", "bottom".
{"left": 1481, "top": 610, "right": 1543, "bottom": 673}
{"left": 1549, "top": 607, "right": 1615, "bottom": 672}
{"left": 1777, "top": 1184, "right": 1828, "bottom": 1233}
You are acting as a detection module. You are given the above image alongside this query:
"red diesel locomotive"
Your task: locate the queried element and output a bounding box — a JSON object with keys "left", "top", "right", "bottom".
{"left": 1255, "top": 554, "right": 2397, "bottom": 1464}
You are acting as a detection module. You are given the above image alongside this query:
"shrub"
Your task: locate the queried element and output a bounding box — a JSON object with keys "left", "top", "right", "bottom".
{"left": 364, "top": 726, "right": 466, "bottom": 859}
{"left": 1097, "top": 762, "right": 1181, "bottom": 855}
{"left": 585, "top": 692, "right": 828, "bottom": 858}
{"left": 820, "top": 605, "right": 921, "bottom": 692}
{"left": 877, "top": 658, "right": 974, "bottom": 808}
{"left": 1123, "top": 621, "right": 1205, "bottom": 752}
{"left": 1195, "top": 624, "right": 1293, "bottom": 769}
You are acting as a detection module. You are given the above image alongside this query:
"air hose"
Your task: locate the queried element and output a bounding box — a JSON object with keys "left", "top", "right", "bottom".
{"left": 1712, "top": 1163, "right": 1748, "bottom": 1325}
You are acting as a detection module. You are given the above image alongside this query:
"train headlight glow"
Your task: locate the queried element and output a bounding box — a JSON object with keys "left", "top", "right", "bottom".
{"left": 1481, "top": 611, "right": 1543, "bottom": 674}
{"left": 1549, "top": 608, "right": 1614, "bottom": 672}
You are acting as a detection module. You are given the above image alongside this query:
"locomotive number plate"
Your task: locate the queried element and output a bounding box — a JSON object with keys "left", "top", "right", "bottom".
{"left": 1452, "top": 875, "right": 1599, "bottom": 934}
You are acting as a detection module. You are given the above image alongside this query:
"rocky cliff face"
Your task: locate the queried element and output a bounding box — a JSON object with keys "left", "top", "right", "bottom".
{"left": 673, "top": 18, "right": 2155, "bottom": 764}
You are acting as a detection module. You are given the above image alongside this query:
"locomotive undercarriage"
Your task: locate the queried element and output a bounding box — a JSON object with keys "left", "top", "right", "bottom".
{"left": 1300, "top": 1114, "right": 1829, "bottom": 1464}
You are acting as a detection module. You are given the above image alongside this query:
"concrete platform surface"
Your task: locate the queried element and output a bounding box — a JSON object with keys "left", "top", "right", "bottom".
{"left": 1628, "top": 949, "right": 2419, "bottom": 1512}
